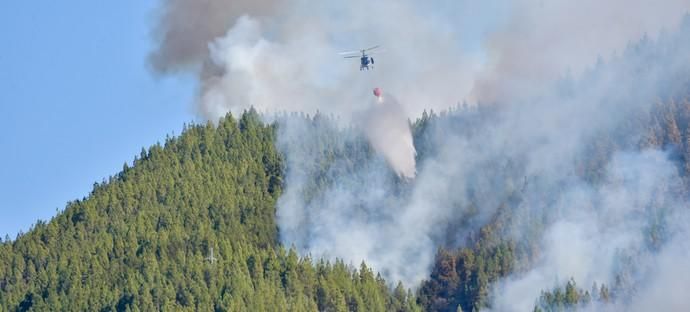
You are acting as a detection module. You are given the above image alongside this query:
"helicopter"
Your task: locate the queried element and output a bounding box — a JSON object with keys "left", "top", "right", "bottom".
{"left": 339, "top": 45, "right": 381, "bottom": 70}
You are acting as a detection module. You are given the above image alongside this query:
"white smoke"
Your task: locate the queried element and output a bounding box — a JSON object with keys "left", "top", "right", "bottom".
{"left": 359, "top": 95, "right": 416, "bottom": 179}
{"left": 630, "top": 232, "right": 690, "bottom": 311}
{"left": 150, "top": 0, "right": 690, "bottom": 301}
{"left": 201, "top": 14, "right": 418, "bottom": 178}
{"left": 202, "top": 15, "right": 333, "bottom": 119}
{"left": 490, "top": 151, "right": 690, "bottom": 311}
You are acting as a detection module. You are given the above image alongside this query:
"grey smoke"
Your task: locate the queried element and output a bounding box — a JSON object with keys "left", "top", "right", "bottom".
{"left": 470, "top": 0, "right": 690, "bottom": 103}
{"left": 149, "top": 0, "right": 282, "bottom": 74}
{"left": 150, "top": 0, "right": 690, "bottom": 306}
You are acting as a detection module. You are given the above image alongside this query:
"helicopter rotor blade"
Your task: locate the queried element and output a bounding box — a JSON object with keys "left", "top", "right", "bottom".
{"left": 364, "top": 45, "right": 380, "bottom": 51}
{"left": 343, "top": 56, "right": 360, "bottom": 58}
{"left": 338, "top": 50, "right": 361, "bottom": 55}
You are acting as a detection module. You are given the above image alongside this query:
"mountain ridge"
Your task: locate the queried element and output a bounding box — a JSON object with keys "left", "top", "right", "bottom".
{"left": 0, "top": 111, "right": 419, "bottom": 311}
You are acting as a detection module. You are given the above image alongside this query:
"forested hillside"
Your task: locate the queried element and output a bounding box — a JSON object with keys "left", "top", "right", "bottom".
{"left": 3, "top": 96, "right": 690, "bottom": 312}
{"left": 3, "top": 13, "right": 690, "bottom": 312}
{"left": 0, "top": 111, "right": 419, "bottom": 311}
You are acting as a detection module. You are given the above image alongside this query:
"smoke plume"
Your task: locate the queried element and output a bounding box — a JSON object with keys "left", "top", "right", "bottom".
{"left": 150, "top": 0, "right": 690, "bottom": 306}
{"left": 470, "top": 0, "right": 690, "bottom": 103}
{"left": 149, "top": 0, "right": 283, "bottom": 74}
{"left": 359, "top": 95, "right": 416, "bottom": 179}
{"left": 490, "top": 151, "right": 690, "bottom": 311}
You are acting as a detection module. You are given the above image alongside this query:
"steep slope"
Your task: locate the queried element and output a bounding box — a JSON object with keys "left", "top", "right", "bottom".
{"left": 0, "top": 111, "right": 418, "bottom": 311}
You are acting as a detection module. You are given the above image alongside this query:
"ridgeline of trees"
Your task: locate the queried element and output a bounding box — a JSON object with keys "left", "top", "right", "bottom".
{"left": 0, "top": 111, "right": 419, "bottom": 311}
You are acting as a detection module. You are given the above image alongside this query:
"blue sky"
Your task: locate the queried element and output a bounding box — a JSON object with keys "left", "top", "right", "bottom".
{"left": 0, "top": 1, "right": 197, "bottom": 238}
